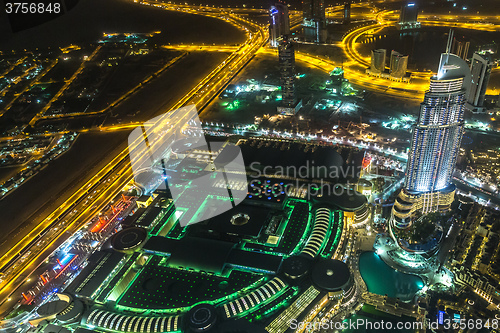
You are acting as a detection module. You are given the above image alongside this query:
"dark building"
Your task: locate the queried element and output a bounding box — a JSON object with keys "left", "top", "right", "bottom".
{"left": 370, "top": 49, "right": 386, "bottom": 74}
{"left": 398, "top": 2, "right": 419, "bottom": 29}
{"left": 269, "top": 2, "right": 290, "bottom": 47}
{"left": 389, "top": 50, "right": 409, "bottom": 80}
{"left": 311, "top": 259, "right": 355, "bottom": 299}
{"left": 302, "top": 0, "right": 327, "bottom": 42}
{"left": 467, "top": 52, "right": 493, "bottom": 113}
{"left": 452, "top": 38, "right": 470, "bottom": 60}
{"left": 65, "top": 250, "right": 125, "bottom": 300}
{"left": 343, "top": 2, "right": 351, "bottom": 24}
{"left": 277, "top": 35, "right": 298, "bottom": 114}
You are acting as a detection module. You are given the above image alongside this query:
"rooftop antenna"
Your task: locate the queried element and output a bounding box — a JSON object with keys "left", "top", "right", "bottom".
{"left": 445, "top": 29, "right": 454, "bottom": 63}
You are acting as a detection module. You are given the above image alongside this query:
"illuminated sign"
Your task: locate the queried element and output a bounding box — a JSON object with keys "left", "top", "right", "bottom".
{"left": 438, "top": 310, "right": 445, "bottom": 325}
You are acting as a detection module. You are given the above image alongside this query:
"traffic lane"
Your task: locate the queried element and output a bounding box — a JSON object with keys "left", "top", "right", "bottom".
{"left": 0, "top": 53, "right": 226, "bottom": 254}
{"left": 0, "top": 164, "right": 133, "bottom": 311}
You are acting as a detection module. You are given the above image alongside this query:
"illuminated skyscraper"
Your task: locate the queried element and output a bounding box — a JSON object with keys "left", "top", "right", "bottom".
{"left": 392, "top": 33, "right": 471, "bottom": 229}
{"left": 269, "top": 2, "right": 290, "bottom": 47}
{"left": 303, "top": 0, "right": 327, "bottom": 43}
{"left": 467, "top": 52, "right": 492, "bottom": 113}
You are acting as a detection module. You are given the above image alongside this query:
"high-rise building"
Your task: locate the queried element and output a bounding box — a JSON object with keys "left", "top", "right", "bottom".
{"left": 478, "top": 43, "right": 497, "bottom": 55}
{"left": 452, "top": 38, "right": 470, "bottom": 60}
{"left": 398, "top": 2, "right": 420, "bottom": 30}
{"left": 269, "top": 2, "right": 290, "bottom": 47}
{"left": 303, "top": 0, "right": 327, "bottom": 43}
{"left": 467, "top": 52, "right": 492, "bottom": 113}
{"left": 277, "top": 35, "right": 298, "bottom": 115}
{"left": 370, "top": 49, "right": 386, "bottom": 74}
{"left": 389, "top": 50, "right": 408, "bottom": 80}
{"left": 343, "top": 2, "right": 351, "bottom": 24}
{"left": 303, "top": 0, "right": 325, "bottom": 25}
{"left": 392, "top": 38, "right": 471, "bottom": 229}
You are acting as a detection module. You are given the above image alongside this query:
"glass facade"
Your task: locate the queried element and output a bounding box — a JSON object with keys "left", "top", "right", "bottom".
{"left": 404, "top": 77, "right": 466, "bottom": 193}
{"left": 392, "top": 52, "right": 471, "bottom": 232}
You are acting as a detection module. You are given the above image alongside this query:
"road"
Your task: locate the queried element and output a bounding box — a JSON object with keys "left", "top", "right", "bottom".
{"left": 162, "top": 44, "right": 239, "bottom": 52}
{"left": 29, "top": 53, "right": 187, "bottom": 124}
{"left": 0, "top": 157, "right": 133, "bottom": 312}
{"left": 0, "top": 0, "right": 267, "bottom": 314}
{"left": 4, "top": 0, "right": 500, "bottom": 320}
{"left": 258, "top": 48, "right": 425, "bottom": 100}
{"left": 334, "top": 5, "right": 500, "bottom": 98}
{"left": 28, "top": 46, "right": 102, "bottom": 126}
{"left": 0, "top": 61, "right": 56, "bottom": 118}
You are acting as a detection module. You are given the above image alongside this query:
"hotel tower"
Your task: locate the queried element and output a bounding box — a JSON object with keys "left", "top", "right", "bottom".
{"left": 392, "top": 32, "right": 471, "bottom": 230}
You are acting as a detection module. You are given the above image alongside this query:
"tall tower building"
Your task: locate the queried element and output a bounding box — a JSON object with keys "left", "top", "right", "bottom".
{"left": 389, "top": 50, "right": 408, "bottom": 80}
{"left": 277, "top": 35, "right": 297, "bottom": 115}
{"left": 452, "top": 38, "right": 470, "bottom": 60}
{"left": 303, "top": 0, "right": 327, "bottom": 43}
{"left": 392, "top": 33, "right": 471, "bottom": 230}
{"left": 370, "top": 49, "right": 386, "bottom": 75}
{"left": 398, "top": 2, "right": 420, "bottom": 30}
{"left": 343, "top": 2, "right": 351, "bottom": 24}
{"left": 269, "top": 2, "right": 290, "bottom": 47}
{"left": 467, "top": 52, "right": 492, "bottom": 113}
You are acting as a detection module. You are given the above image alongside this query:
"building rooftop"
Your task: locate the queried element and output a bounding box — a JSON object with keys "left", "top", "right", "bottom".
{"left": 311, "top": 259, "right": 351, "bottom": 292}
{"left": 190, "top": 202, "right": 270, "bottom": 239}
{"left": 65, "top": 250, "right": 125, "bottom": 299}
{"left": 144, "top": 236, "right": 235, "bottom": 274}
{"left": 314, "top": 186, "right": 367, "bottom": 212}
{"left": 110, "top": 227, "right": 148, "bottom": 252}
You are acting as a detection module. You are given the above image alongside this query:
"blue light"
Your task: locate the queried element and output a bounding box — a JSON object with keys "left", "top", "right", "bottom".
{"left": 60, "top": 254, "right": 73, "bottom": 266}
{"left": 248, "top": 195, "right": 253, "bottom": 198}
{"left": 438, "top": 311, "right": 445, "bottom": 325}
{"left": 407, "top": 3, "right": 415, "bottom": 6}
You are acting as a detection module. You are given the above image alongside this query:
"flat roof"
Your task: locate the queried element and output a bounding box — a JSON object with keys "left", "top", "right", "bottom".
{"left": 191, "top": 202, "right": 269, "bottom": 238}
{"left": 121, "top": 208, "right": 146, "bottom": 227}
{"left": 117, "top": 265, "right": 260, "bottom": 309}
{"left": 239, "top": 140, "right": 344, "bottom": 176}
{"left": 135, "top": 207, "right": 163, "bottom": 228}
{"left": 66, "top": 250, "right": 124, "bottom": 298}
{"left": 227, "top": 249, "right": 283, "bottom": 273}
{"left": 144, "top": 236, "right": 235, "bottom": 274}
